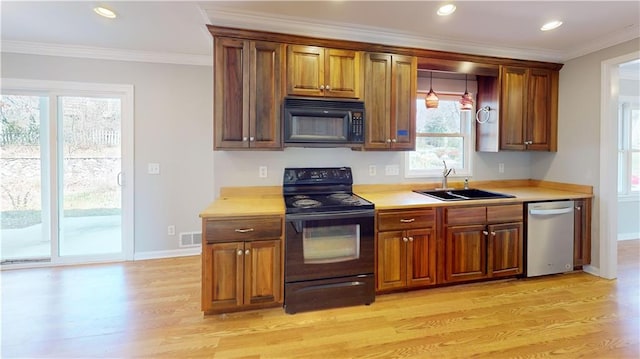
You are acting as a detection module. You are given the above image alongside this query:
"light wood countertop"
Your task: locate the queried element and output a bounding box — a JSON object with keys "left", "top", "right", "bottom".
{"left": 199, "top": 196, "right": 284, "bottom": 218}
{"left": 357, "top": 185, "right": 592, "bottom": 210}
{"left": 200, "top": 180, "right": 592, "bottom": 218}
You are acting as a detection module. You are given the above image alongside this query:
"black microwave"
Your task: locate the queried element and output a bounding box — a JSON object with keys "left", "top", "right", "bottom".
{"left": 283, "top": 97, "right": 365, "bottom": 146}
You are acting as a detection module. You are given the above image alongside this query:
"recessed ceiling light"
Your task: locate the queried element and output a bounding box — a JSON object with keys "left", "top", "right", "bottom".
{"left": 94, "top": 6, "right": 117, "bottom": 19}
{"left": 541, "top": 20, "right": 563, "bottom": 31}
{"left": 437, "top": 4, "right": 457, "bottom": 16}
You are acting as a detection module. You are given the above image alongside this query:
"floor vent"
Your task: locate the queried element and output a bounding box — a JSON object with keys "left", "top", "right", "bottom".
{"left": 179, "top": 232, "right": 202, "bottom": 248}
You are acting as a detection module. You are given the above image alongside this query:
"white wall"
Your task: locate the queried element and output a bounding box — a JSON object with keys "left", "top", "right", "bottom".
{"left": 1, "top": 52, "right": 214, "bottom": 255}
{"left": 530, "top": 38, "right": 640, "bottom": 269}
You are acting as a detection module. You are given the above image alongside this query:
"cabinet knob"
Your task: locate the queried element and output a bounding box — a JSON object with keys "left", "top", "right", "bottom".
{"left": 483, "top": 230, "right": 489, "bottom": 236}
{"left": 402, "top": 237, "right": 409, "bottom": 242}
{"left": 325, "top": 85, "right": 331, "bottom": 90}
{"left": 408, "top": 236, "right": 414, "bottom": 242}
{"left": 245, "top": 249, "right": 250, "bottom": 255}
{"left": 391, "top": 138, "right": 397, "bottom": 143}
{"left": 320, "top": 85, "right": 325, "bottom": 90}
{"left": 490, "top": 231, "right": 496, "bottom": 236}
{"left": 242, "top": 137, "right": 248, "bottom": 142}
{"left": 575, "top": 206, "right": 582, "bottom": 211}
{"left": 386, "top": 139, "right": 391, "bottom": 143}
{"left": 249, "top": 137, "right": 255, "bottom": 142}
{"left": 237, "top": 249, "right": 243, "bottom": 256}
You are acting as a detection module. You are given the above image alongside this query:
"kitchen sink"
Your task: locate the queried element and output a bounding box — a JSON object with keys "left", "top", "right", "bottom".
{"left": 413, "top": 188, "right": 515, "bottom": 201}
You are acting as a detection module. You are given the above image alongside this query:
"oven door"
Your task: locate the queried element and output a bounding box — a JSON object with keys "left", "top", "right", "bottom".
{"left": 285, "top": 210, "right": 374, "bottom": 283}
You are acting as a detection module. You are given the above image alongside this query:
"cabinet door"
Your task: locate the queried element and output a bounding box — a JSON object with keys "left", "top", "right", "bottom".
{"left": 406, "top": 228, "right": 436, "bottom": 287}
{"left": 389, "top": 54, "right": 417, "bottom": 150}
{"left": 287, "top": 45, "right": 325, "bottom": 97}
{"left": 244, "top": 240, "right": 282, "bottom": 305}
{"left": 250, "top": 41, "right": 284, "bottom": 149}
{"left": 487, "top": 222, "right": 523, "bottom": 277}
{"left": 499, "top": 66, "right": 527, "bottom": 150}
{"left": 325, "top": 49, "right": 361, "bottom": 98}
{"left": 376, "top": 231, "right": 407, "bottom": 291}
{"left": 526, "top": 68, "right": 552, "bottom": 151}
{"left": 203, "top": 242, "right": 244, "bottom": 312}
{"left": 214, "top": 37, "right": 250, "bottom": 149}
{"left": 573, "top": 199, "right": 591, "bottom": 267}
{"left": 364, "top": 52, "right": 392, "bottom": 149}
{"left": 444, "top": 225, "right": 487, "bottom": 283}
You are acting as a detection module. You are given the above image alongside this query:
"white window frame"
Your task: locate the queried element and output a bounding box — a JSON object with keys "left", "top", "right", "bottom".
{"left": 618, "top": 96, "right": 640, "bottom": 199}
{"left": 405, "top": 92, "right": 473, "bottom": 178}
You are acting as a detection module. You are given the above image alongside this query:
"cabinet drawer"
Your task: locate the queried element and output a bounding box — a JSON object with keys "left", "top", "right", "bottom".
{"left": 378, "top": 209, "right": 435, "bottom": 231}
{"left": 205, "top": 216, "right": 282, "bottom": 243}
{"left": 487, "top": 204, "right": 523, "bottom": 223}
{"left": 445, "top": 207, "right": 486, "bottom": 225}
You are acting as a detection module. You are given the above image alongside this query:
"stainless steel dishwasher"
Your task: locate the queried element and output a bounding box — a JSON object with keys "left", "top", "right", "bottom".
{"left": 526, "top": 200, "right": 575, "bottom": 277}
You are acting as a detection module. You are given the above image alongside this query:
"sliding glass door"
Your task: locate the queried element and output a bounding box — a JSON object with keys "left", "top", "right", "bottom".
{"left": 1, "top": 80, "right": 133, "bottom": 266}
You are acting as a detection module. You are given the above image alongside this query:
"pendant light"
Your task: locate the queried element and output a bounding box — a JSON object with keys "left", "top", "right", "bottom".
{"left": 425, "top": 71, "right": 439, "bottom": 109}
{"left": 459, "top": 74, "right": 474, "bottom": 111}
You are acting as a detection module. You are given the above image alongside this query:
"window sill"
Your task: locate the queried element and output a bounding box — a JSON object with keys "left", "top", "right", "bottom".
{"left": 618, "top": 194, "right": 640, "bottom": 202}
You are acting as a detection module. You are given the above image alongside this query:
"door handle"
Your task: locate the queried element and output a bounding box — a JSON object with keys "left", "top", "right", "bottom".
{"left": 117, "top": 172, "right": 123, "bottom": 186}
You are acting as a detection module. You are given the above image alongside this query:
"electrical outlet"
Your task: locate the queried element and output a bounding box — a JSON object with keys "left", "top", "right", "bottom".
{"left": 167, "top": 225, "right": 175, "bottom": 236}
{"left": 148, "top": 163, "right": 160, "bottom": 175}
{"left": 385, "top": 165, "right": 399, "bottom": 176}
{"left": 499, "top": 163, "right": 505, "bottom": 173}
{"left": 259, "top": 166, "right": 268, "bottom": 178}
{"left": 369, "top": 165, "right": 377, "bottom": 176}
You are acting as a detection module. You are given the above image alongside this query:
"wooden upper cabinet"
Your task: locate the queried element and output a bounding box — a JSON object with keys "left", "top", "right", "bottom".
{"left": 214, "top": 37, "right": 284, "bottom": 150}
{"left": 286, "top": 45, "right": 362, "bottom": 98}
{"left": 364, "top": 52, "right": 417, "bottom": 150}
{"left": 499, "top": 66, "right": 558, "bottom": 151}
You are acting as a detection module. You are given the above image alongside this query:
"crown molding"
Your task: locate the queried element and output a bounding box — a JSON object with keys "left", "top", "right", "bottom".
{"left": 204, "top": 8, "right": 566, "bottom": 63}
{"left": 563, "top": 24, "right": 640, "bottom": 61}
{"left": 1, "top": 40, "right": 212, "bottom": 66}
{"left": 204, "top": 7, "right": 640, "bottom": 64}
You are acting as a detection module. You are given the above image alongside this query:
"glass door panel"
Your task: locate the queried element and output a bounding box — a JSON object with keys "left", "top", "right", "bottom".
{"left": 58, "top": 96, "right": 122, "bottom": 256}
{"left": 0, "top": 95, "right": 50, "bottom": 263}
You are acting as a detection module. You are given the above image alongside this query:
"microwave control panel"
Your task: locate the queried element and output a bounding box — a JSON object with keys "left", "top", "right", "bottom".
{"left": 351, "top": 111, "right": 364, "bottom": 142}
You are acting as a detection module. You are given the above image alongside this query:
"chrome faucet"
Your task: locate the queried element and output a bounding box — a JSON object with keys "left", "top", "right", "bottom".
{"left": 440, "top": 160, "right": 455, "bottom": 189}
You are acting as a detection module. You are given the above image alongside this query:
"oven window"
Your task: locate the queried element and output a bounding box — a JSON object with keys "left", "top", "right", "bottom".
{"left": 303, "top": 224, "right": 360, "bottom": 264}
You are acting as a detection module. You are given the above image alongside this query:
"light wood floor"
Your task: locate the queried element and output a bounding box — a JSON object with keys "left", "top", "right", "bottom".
{"left": 2, "top": 240, "right": 638, "bottom": 358}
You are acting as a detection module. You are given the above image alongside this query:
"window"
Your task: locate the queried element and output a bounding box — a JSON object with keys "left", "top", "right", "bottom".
{"left": 405, "top": 92, "right": 472, "bottom": 178}
{"left": 618, "top": 99, "right": 640, "bottom": 196}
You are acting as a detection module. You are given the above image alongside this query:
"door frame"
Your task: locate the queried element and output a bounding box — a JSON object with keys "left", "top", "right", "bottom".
{"left": 598, "top": 51, "right": 640, "bottom": 279}
{"left": 1, "top": 78, "right": 134, "bottom": 267}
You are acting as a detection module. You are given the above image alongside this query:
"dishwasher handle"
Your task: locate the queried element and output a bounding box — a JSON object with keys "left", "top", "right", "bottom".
{"left": 529, "top": 207, "right": 574, "bottom": 215}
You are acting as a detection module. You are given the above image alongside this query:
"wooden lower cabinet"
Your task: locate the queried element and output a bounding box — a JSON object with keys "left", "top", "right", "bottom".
{"left": 376, "top": 209, "right": 436, "bottom": 292}
{"left": 202, "top": 216, "right": 283, "bottom": 314}
{"left": 444, "top": 224, "right": 488, "bottom": 283}
{"left": 573, "top": 198, "right": 592, "bottom": 268}
{"left": 442, "top": 205, "right": 523, "bottom": 284}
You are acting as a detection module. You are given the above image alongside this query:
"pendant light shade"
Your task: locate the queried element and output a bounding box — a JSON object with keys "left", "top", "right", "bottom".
{"left": 460, "top": 74, "right": 474, "bottom": 111}
{"left": 425, "top": 71, "right": 439, "bottom": 109}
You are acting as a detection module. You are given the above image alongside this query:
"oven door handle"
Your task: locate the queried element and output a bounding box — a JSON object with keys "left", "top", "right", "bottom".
{"left": 297, "top": 280, "right": 367, "bottom": 293}
{"left": 286, "top": 209, "right": 374, "bottom": 221}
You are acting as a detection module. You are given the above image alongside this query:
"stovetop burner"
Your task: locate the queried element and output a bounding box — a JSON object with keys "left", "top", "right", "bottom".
{"left": 292, "top": 198, "right": 322, "bottom": 209}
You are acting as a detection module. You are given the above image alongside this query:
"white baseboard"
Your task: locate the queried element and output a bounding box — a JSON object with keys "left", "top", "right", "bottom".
{"left": 134, "top": 247, "right": 201, "bottom": 261}
{"left": 582, "top": 264, "right": 600, "bottom": 278}
{"left": 617, "top": 232, "right": 640, "bottom": 241}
